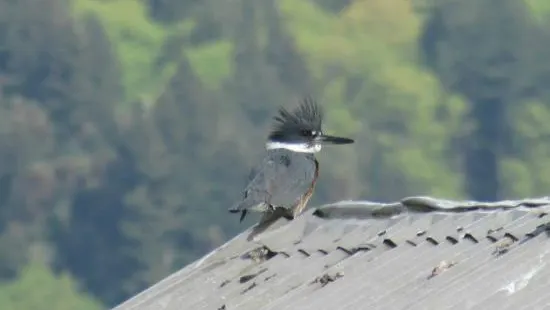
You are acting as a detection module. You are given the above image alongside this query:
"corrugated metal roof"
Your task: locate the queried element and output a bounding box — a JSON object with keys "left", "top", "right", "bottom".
{"left": 113, "top": 197, "right": 550, "bottom": 310}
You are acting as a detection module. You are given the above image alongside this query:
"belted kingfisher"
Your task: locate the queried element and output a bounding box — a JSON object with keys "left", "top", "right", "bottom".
{"left": 229, "top": 97, "right": 354, "bottom": 228}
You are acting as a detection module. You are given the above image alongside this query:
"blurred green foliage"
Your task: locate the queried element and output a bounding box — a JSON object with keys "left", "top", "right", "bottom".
{"left": 0, "top": 261, "right": 102, "bottom": 310}
{"left": 0, "top": 0, "right": 549, "bottom": 308}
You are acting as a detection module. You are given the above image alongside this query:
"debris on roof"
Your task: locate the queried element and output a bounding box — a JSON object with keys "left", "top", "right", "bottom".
{"left": 310, "top": 272, "right": 343, "bottom": 287}
{"left": 113, "top": 196, "right": 550, "bottom": 310}
{"left": 427, "top": 260, "right": 457, "bottom": 279}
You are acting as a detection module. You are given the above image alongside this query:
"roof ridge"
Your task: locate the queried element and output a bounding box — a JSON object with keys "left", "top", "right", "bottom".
{"left": 311, "top": 196, "right": 550, "bottom": 220}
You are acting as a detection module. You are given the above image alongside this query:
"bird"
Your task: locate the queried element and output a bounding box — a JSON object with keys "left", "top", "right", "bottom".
{"left": 229, "top": 96, "right": 354, "bottom": 230}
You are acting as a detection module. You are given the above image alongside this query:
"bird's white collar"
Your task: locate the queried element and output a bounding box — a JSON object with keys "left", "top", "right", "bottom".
{"left": 266, "top": 141, "right": 321, "bottom": 153}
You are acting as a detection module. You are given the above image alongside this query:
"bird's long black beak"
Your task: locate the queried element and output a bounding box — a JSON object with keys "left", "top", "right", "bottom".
{"left": 317, "top": 134, "right": 354, "bottom": 145}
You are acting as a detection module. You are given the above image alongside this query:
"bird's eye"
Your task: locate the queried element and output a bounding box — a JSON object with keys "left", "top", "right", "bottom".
{"left": 302, "top": 130, "right": 313, "bottom": 136}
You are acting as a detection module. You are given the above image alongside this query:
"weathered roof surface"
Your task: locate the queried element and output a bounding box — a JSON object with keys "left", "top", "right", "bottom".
{"left": 113, "top": 196, "right": 550, "bottom": 310}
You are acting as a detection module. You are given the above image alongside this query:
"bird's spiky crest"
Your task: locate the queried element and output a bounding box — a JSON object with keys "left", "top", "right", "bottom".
{"left": 268, "top": 96, "right": 324, "bottom": 141}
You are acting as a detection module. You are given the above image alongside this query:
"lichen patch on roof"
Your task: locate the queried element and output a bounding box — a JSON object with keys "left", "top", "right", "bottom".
{"left": 114, "top": 197, "right": 550, "bottom": 310}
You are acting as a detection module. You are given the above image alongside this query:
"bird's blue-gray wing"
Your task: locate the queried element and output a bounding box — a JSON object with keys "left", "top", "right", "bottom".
{"left": 228, "top": 154, "right": 276, "bottom": 220}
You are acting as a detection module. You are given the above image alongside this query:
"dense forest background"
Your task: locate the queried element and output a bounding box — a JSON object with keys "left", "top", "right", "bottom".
{"left": 1, "top": 0, "right": 550, "bottom": 308}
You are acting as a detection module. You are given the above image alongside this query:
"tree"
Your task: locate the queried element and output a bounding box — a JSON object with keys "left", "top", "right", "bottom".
{"left": 223, "top": 0, "right": 291, "bottom": 126}
{"left": 146, "top": 0, "right": 199, "bottom": 24}
{"left": 420, "top": 0, "right": 537, "bottom": 200}
{"left": 264, "top": 0, "right": 313, "bottom": 96}
{"left": 0, "top": 261, "right": 103, "bottom": 310}
{"left": 0, "top": 95, "right": 56, "bottom": 277}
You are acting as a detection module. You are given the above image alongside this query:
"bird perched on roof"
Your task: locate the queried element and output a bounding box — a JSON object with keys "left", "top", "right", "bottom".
{"left": 229, "top": 97, "right": 354, "bottom": 235}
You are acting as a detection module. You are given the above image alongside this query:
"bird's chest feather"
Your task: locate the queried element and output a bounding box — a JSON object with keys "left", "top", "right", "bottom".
{"left": 280, "top": 153, "right": 318, "bottom": 189}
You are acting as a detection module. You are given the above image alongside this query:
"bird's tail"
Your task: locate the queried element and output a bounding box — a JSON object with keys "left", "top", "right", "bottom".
{"left": 229, "top": 196, "right": 273, "bottom": 223}
{"left": 228, "top": 200, "right": 247, "bottom": 213}
{"left": 229, "top": 205, "right": 247, "bottom": 222}
{"left": 229, "top": 199, "right": 258, "bottom": 222}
